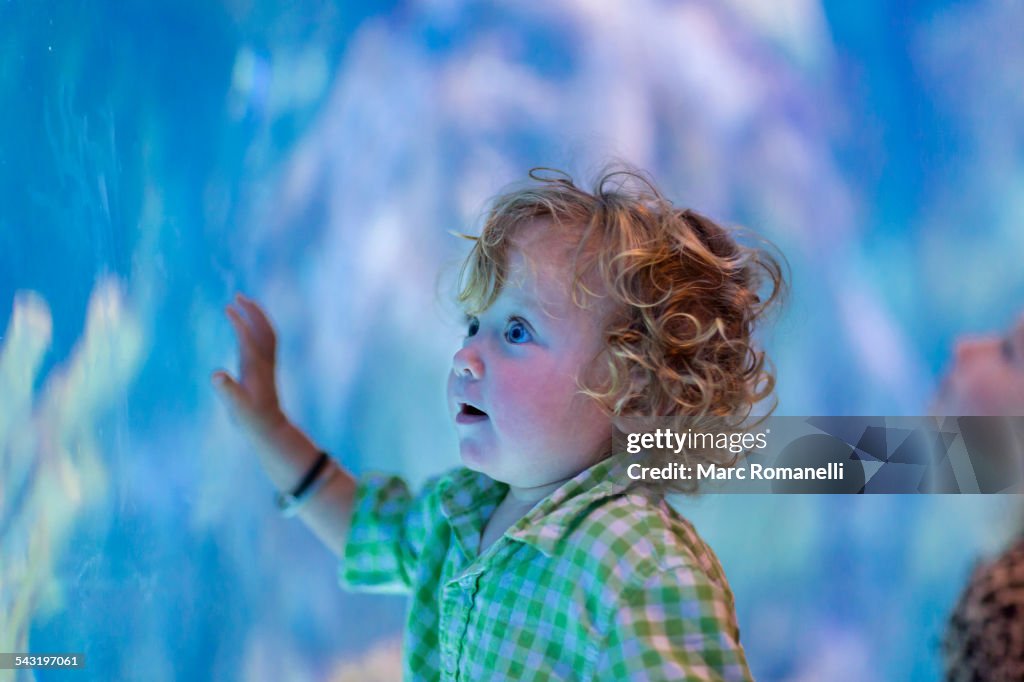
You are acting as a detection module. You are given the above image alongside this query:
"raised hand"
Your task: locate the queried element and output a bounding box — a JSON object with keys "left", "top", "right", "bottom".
{"left": 211, "top": 293, "right": 287, "bottom": 438}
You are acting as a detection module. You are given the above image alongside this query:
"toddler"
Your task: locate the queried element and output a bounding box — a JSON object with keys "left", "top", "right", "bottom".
{"left": 212, "top": 167, "right": 784, "bottom": 680}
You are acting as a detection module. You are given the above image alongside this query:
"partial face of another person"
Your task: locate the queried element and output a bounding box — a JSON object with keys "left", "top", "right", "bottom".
{"left": 446, "top": 219, "right": 614, "bottom": 488}
{"left": 932, "top": 314, "right": 1024, "bottom": 416}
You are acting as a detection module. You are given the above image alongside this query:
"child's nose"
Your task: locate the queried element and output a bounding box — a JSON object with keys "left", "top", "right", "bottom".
{"left": 452, "top": 345, "right": 483, "bottom": 379}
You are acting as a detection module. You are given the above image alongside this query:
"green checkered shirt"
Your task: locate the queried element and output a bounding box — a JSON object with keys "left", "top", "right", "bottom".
{"left": 340, "top": 452, "right": 753, "bottom": 681}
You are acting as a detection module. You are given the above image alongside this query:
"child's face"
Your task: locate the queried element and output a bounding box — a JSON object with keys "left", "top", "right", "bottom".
{"left": 931, "top": 313, "right": 1024, "bottom": 415}
{"left": 447, "top": 219, "right": 613, "bottom": 488}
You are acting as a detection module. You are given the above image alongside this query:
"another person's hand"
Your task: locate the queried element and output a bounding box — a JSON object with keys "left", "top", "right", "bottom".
{"left": 211, "top": 293, "right": 288, "bottom": 438}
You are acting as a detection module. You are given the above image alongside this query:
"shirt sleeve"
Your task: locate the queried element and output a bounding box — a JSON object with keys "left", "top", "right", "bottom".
{"left": 338, "top": 471, "right": 444, "bottom": 595}
{"left": 592, "top": 567, "right": 754, "bottom": 682}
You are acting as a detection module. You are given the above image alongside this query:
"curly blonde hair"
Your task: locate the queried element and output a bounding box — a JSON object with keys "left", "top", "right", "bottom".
{"left": 456, "top": 166, "right": 786, "bottom": 492}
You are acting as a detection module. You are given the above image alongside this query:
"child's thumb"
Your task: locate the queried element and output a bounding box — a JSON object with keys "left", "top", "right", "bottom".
{"left": 211, "top": 371, "right": 242, "bottom": 406}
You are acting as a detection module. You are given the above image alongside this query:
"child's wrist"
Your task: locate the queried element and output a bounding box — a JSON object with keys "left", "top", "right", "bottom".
{"left": 253, "top": 414, "right": 323, "bottom": 488}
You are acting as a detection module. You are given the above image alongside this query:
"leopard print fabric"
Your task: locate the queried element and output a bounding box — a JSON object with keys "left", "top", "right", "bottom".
{"left": 943, "top": 538, "right": 1024, "bottom": 681}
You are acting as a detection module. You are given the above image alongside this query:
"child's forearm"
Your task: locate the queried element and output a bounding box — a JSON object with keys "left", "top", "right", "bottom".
{"left": 256, "top": 417, "right": 358, "bottom": 557}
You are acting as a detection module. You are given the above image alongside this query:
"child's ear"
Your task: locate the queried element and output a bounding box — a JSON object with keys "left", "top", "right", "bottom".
{"left": 591, "top": 358, "right": 650, "bottom": 398}
{"left": 621, "top": 365, "right": 651, "bottom": 407}
{"left": 628, "top": 365, "right": 650, "bottom": 391}
{"left": 600, "top": 364, "right": 657, "bottom": 452}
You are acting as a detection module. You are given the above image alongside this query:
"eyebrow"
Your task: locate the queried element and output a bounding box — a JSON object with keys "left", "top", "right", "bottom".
{"left": 465, "top": 284, "right": 549, "bottom": 319}
{"left": 503, "top": 290, "right": 548, "bottom": 316}
{"left": 463, "top": 298, "right": 544, "bottom": 317}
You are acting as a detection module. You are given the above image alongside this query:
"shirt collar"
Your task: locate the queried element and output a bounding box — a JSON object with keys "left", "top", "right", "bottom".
{"left": 437, "top": 451, "right": 647, "bottom": 559}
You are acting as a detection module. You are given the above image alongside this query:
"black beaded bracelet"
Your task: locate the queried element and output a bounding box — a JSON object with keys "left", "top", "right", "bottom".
{"left": 276, "top": 451, "right": 335, "bottom": 517}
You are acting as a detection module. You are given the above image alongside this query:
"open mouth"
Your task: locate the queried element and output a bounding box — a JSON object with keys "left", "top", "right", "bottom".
{"left": 457, "top": 402, "right": 489, "bottom": 423}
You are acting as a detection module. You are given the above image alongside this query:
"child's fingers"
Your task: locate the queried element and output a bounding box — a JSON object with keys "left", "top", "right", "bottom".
{"left": 226, "top": 304, "right": 275, "bottom": 387}
{"left": 234, "top": 295, "right": 277, "bottom": 349}
{"left": 227, "top": 306, "right": 272, "bottom": 377}
{"left": 226, "top": 305, "right": 258, "bottom": 354}
{"left": 225, "top": 304, "right": 248, "bottom": 334}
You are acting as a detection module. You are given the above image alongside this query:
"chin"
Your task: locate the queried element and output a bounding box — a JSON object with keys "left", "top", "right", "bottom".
{"left": 458, "top": 442, "right": 495, "bottom": 472}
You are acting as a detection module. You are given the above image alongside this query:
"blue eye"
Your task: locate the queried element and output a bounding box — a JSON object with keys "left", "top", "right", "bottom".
{"left": 466, "top": 316, "right": 480, "bottom": 337}
{"left": 504, "top": 318, "right": 533, "bottom": 344}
